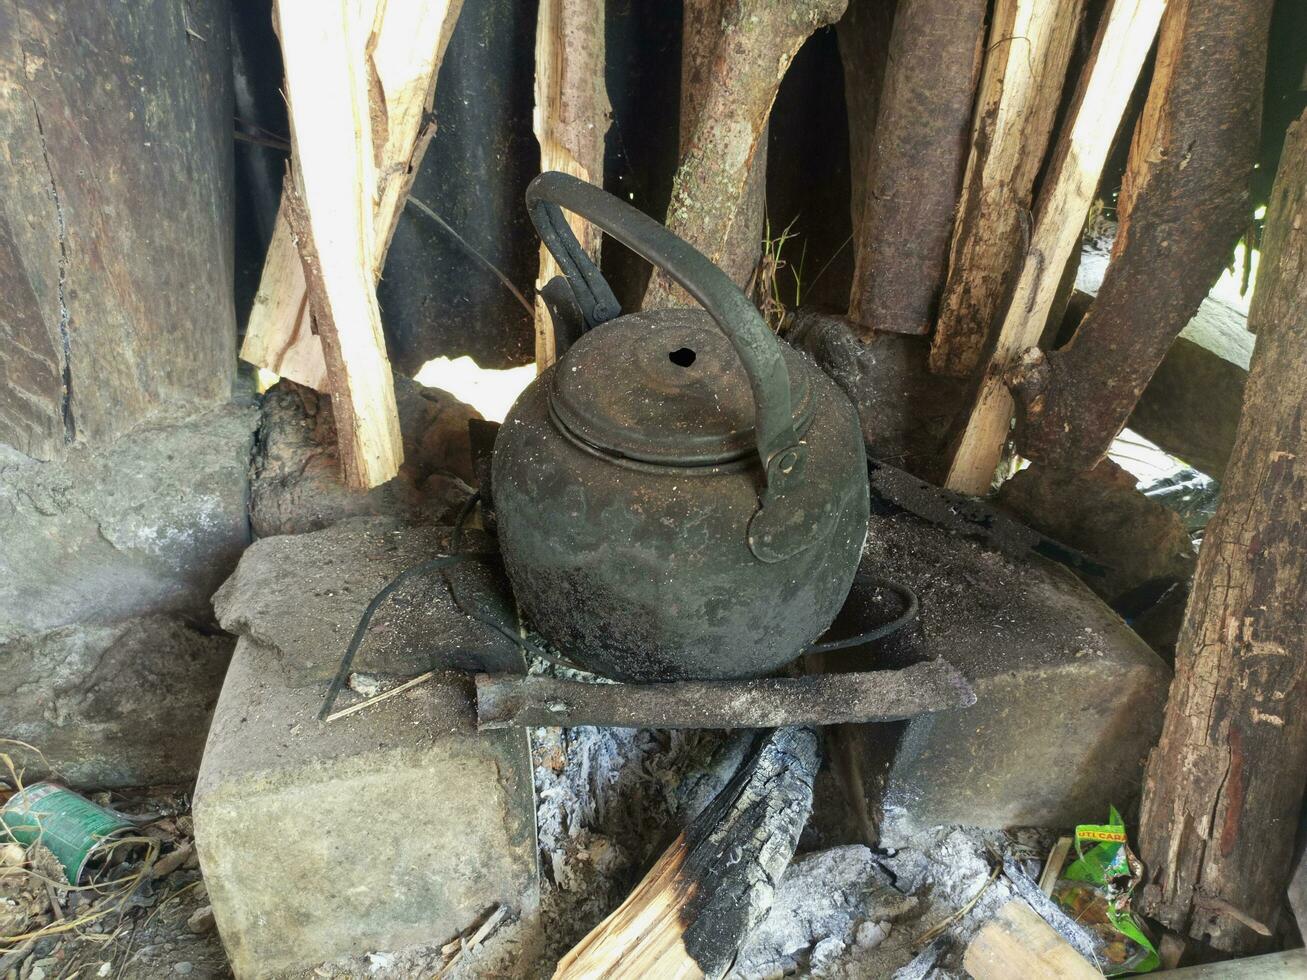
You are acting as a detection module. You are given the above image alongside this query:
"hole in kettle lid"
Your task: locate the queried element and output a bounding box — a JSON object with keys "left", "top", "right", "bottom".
{"left": 548, "top": 309, "right": 815, "bottom": 466}
{"left": 668, "top": 347, "right": 696, "bottom": 367}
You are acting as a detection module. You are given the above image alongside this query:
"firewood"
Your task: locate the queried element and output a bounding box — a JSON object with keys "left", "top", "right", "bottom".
{"left": 554, "top": 727, "right": 820, "bottom": 980}
{"left": 273, "top": 1, "right": 406, "bottom": 489}
{"left": 845, "top": 0, "right": 987, "bottom": 338}
{"left": 964, "top": 900, "right": 1103, "bottom": 980}
{"left": 532, "top": 0, "right": 609, "bottom": 369}
{"left": 474, "top": 659, "right": 975, "bottom": 731}
{"left": 928, "top": 0, "right": 1085, "bottom": 378}
{"left": 836, "top": 0, "right": 896, "bottom": 235}
{"left": 1136, "top": 109, "right": 1307, "bottom": 954}
{"left": 241, "top": 1, "right": 464, "bottom": 394}
{"left": 1007, "top": 0, "right": 1275, "bottom": 471}
{"left": 943, "top": 0, "right": 1166, "bottom": 495}
{"left": 641, "top": 0, "right": 847, "bottom": 310}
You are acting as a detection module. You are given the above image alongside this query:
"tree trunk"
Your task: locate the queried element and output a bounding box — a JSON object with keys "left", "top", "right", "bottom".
{"left": 928, "top": 0, "right": 1085, "bottom": 378}
{"left": 0, "top": 0, "right": 233, "bottom": 460}
{"left": 1008, "top": 0, "right": 1274, "bottom": 471}
{"left": 641, "top": 0, "right": 847, "bottom": 311}
{"left": 846, "top": 0, "right": 986, "bottom": 338}
{"left": 1136, "top": 108, "right": 1307, "bottom": 954}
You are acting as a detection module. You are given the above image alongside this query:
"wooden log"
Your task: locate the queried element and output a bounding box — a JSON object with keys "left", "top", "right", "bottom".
{"left": 928, "top": 0, "right": 1085, "bottom": 378}
{"left": 845, "top": 0, "right": 987, "bottom": 338}
{"left": 836, "top": 0, "right": 896, "bottom": 237}
{"left": 241, "top": 1, "right": 464, "bottom": 392}
{"left": 1062, "top": 224, "right": 1257, "bottom": 481}
{"left": 964, "top": 900, "right": 1103, "bottom": 980}
{"left": 0, "top": 0, "right": 234, "bottom": 460}
{"left": 474, "top": 659, "right": 975, "bottom": 731}
{"left": 1007, "top": 0, "right": 1275, "bottom": 471}
{"left": 641, "top": 0, "right": 847, "bottom": 310}
{"left": 555, "top": 727, "right": 820, "bottom": 979}
{"left": 1154, "top": 949, "right": 1307, "bottom": 978}
{"left": 273, "top": 0, "right": 403, "bottom": 489}
{"left": 532, "top": 0, "right": 609, "bottom": 370}
{"left": 943, "top": 0, "right": 1166, "bottom": 495}
{"left": 1136, "top": 109, "right": 1307, "bottom": 954}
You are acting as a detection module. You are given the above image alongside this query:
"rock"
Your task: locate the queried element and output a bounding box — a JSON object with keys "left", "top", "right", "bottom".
{"left": 194, "top": 520, "right": 538, "bottom": 977}
{"left": 784, "top": 311, "right": 969, "bottom": 483}
{"left": 211, "top": 516, "right": 524, "bottom": 681}
{"left": 830, "top": 509, "right": 1170, "bottom": 838}
{"left": 187, "top": 905, "right": 215, "bottom": 935}
{"left": 0, "top": 401, "right": 257, "bottom": 642}
{"left": 250, "top": 378, "right": 479, "bottom": 539}
{"left": 173, "top": 962, "right": 193, "bottom": 975}
{"left": 194, "top": 643, "right": 536, "bottom": 979}
{"left": 0, "top": 615, "right": 232, "bottom": 787}
{"left": 996, "top": 459, "right": 1196, "bottom": 606}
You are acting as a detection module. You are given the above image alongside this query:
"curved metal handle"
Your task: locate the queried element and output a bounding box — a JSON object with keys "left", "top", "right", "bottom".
{"left": 526, "top": 171, "right": 805, "bottom": 495}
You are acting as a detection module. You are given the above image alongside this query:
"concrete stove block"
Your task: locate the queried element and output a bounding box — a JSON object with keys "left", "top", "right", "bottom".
{"left": 195, "top": 518, "right": 537, "bottom": 977}
{"left": 829, "top": 511, "right": 1170, "bottom": 840}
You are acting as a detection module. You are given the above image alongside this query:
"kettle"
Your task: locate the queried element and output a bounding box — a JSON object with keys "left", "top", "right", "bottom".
{"left": 491, "top": 172, "right": 870, "bottom": 682}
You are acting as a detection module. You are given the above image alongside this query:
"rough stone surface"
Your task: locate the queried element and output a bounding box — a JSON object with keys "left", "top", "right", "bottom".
{"left": 0, "top": 401, "right": 257, "bottom": 642}
{"left": 1, "top": 615, "right": 233, "bottom": 788}
{"left": 212, "top": 516, "right": 522, "bottom": 682}
{"left": 829, "top": 510, "right": 1171, "bottom": 838}
{"left": 250, "top": 378, "right": 479, "bottom": 539}
{"left": 194, "top": 638, "right": 537, "bottom": 978}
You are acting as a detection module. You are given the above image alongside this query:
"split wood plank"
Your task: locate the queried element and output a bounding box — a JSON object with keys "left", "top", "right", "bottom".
{"left": 964, "top": 900, "right": 1104, "bottom": 980}
{"left": 929, "top": 0, "right": 1085, "bottom": 378}
{"left": 942, "top": 0, "right": 1166, "bottom": 495}
{"left": 554, "top": 728, "right": 820, "bottom": 980}
{"left": 242, "top": 0, "right": 464, "bottom": 392}
{"left": 274, "top": 0, "right": 401, "bottom": 488}
{"left": 1153, "top": 949, "right": 1307, "bottom": 978}
{"left": 532, "top": 0, "right": 609, "bottom": 370}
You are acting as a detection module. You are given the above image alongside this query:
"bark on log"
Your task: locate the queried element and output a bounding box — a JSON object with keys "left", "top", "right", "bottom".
{"left": 533, "top": 0, "right": 609, "bottom": 369}
{"left": 641, "top": 0, "right": 847, "bottom": 311}
{"left": 1008, "top": 0, "right": 1274, "bottom": 471}
{"left": 475, "top": 660, "right": 975, "bottom": 730}
{"left": 1136, "top": 109, "right": 1307, "bottom": 954}
{"left": 274, "top": 0, "right": 404, "bottom": 489}
{"left": 845, "top": 0, "right": 987, "bottom": 338}
{"left": 0, "top": 0, "right": 233, "bottom": 460}
{"left": 836, "top": 0, "right": 896, "bottom": 235}
{"left": 928, "top": 0, "right": 1085, "bottom": 378}
{"left": 943, "top": 0, "right": 1166, "bottom": 495}
{"left": 555, "top": 727, "right": 820, "bottom": 979}
{"left": 241, "top": 0, "right": 464, "bottom": 391}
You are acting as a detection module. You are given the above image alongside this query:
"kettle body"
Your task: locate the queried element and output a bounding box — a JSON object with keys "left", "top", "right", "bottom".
{"left": 492, "top": 173, "right": 869, "bottom": 682}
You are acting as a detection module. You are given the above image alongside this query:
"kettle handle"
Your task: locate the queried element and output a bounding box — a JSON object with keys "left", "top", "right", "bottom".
{"left": 525, "top": 171, "right": 806, "bottom": 500}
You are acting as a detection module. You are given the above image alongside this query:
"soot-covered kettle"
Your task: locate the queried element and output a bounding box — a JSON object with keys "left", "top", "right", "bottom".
{"left": 491, "top": 172, "right": 870, "bottom": 682}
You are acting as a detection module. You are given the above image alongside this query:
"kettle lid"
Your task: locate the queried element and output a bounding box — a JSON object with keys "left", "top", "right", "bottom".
{"left": 549, "top": 309, "right": 816, "bottom": 467}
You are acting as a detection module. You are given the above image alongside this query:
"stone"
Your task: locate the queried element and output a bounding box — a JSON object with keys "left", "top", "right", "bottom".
{"left": 195, "top": 519, "right": 537, "bottom": 977}
{"left": 250, "top": 378, "right": 479, "bottom": 539}
{"left": 0, "top": 401, "right": 257, "bottom": 642}
{"left": 0, "top": 616, "right": 232, "bottom": 788}
{"left": 829, "top": 510, "right": 1171, "bottom": 838}
{"left": 211, "top": 516, "right": 523, "bottom": 681}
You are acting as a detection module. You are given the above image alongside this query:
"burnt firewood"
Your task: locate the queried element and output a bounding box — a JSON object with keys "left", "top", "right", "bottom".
{"left": 554, "top": 727, "right": 821, "bottom": 979}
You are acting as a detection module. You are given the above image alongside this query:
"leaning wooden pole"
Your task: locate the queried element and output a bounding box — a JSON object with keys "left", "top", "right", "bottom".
{"left": 1137, "top": 109, "right": 1307, "bottom": 954}
{"left": 846, "top": 0, "right": 987, "bottom": 339}
{"left": 1007, "top": 0, "right": 1275, "bottom": 470}
{"left": 532, "top": 0, "right": 609, "bottom": 370}
{"left": 642, "top": 0, "right": 847, "bottom": 311}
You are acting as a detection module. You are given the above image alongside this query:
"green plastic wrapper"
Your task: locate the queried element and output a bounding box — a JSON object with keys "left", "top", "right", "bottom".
{"left": 1054, "top": 805, "right": 1160, "bottom": 975}
{"left": 0, "top": 782, "right": 135, "bottom": 884}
